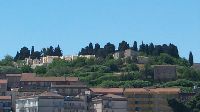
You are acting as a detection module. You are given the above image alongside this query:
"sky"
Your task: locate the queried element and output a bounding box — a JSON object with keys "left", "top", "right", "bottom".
{"left": 0, "top": 0, "right": 199, "bottom": 62}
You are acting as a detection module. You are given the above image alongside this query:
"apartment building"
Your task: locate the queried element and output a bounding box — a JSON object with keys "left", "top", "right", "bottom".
{"left": 124, "top": 88, "right": 180, "bottom": 112}
{"left": 19, "top": 73, "right": 80, "bottom": 92}
{"left": 92, "top": 94, "right": 128, "bottom": 112}
{"left": 0, "top": 96, "right": 12, "bottom": 112}
{"left": 0, "top": 80, "right": 7, "bottom": 96}
{"left": 16, "top": 91, "right": 64, "bottom": 112}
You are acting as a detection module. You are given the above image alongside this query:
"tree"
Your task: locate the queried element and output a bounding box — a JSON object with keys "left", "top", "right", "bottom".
{"left": 133, "top": 41, "right": 138, "bottom": 51}
{"left": 34, "top": 66, "right": 47, "bottom": 74}
{"left": 14, "top": 51, "right": 20, "bottom": 61}
{"left": 149, "top": 43, "right": 154, "bottom": 55}
{"left": 168, "top": 99, "right": 190, "bottom": 112}
{"left": 139, "top": 41, "right": 145, "bottom": 52}
{"left": 145, "top": 44, "right": 149, "bottom": 55}
{"left": 96, "top": 48, "right": 106, "bottom": 58}
{"left": 118, "top": 41, "right": 129, "bottom": 51}
{"left": 168, "top": 43, "right": 179, "bottom": 58}
{"left": 88, "top": 43, "right": 94, "bottom": 55}
{"left": 0, "top": 55, "right": 14, "bottom": 66}
{"left": 33, "top": 51, "right": 41, "bottom": 59}
{"left": 104, "top": 42, "right": 115, "bottom": 55}
{"left": 94, "top": 43, "right": 100, "bottom": 55}
{"left": 18, "top": 47, "right": 30, "bottom": 60}
{"left": 189, "top": 51, "right": 193, "bottom": 66}
{"left": 41, "top": 48, "right": 47, "bottom": 57}
{"left": 54, "top": 45, "right": 63, "bottom": 57}
{"left": 46, "top": 46, "right": 54, "bottom": 56}
{"left": 20, "top": 65, "right": 33, "bottom": 73}
{"left": 30, "top": 46, "right": 35, "bottom": 59}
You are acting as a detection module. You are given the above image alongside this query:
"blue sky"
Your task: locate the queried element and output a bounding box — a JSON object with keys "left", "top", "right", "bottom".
{"left": 0, "top": 0, "right": 199, "bottom": 62}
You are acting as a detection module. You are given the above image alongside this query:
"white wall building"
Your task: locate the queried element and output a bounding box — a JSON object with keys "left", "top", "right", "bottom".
{"left": 16, "top": 91, "right": 64, "bottom": 112}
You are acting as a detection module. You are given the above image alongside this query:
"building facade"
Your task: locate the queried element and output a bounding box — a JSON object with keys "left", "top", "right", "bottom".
{"left": 92, "top": 94, "right": 128, "bottom": 112}
{"left": 0, "top": 80, "right": 7, "bottom": 96}
{"left": 124, "top": 88, "right": 180, "bottom": 112}
{"left": 16, "top": 92, "right": 64, "bottom": 112}
{"left": 154, "top": 65, "right": 177, "bottom": 81}
{"left": 0, "top": 96, "right": 12, "bottom": 112}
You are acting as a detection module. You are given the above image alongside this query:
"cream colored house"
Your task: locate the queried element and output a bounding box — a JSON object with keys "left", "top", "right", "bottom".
{"left": 42, "top": 56, "right": 59, "bottom": 64}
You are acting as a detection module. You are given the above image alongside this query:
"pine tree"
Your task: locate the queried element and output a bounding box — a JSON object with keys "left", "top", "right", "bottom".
{"left": 104, "top": 42, "right": 115, "bottom": 55}
{"left": 118, "top": 41, "right": 129, "bottom": 51}
{"left": 54, "top": 45, "right": 63, "bottom": 57}
{"left": 30, "top": 46, "right": 35, "bottom": 59}
{"left": 133, "top": 41, "right": 138, "bottom": 51}
{"left": 94, "top": 43, "right": 100, "bottom": 55}
{"left": 189, "top": 51, "right": 194, "bottom": 66}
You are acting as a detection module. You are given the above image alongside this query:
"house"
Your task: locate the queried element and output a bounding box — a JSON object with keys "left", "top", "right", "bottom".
{"left": 25, "top": 58, "right": 33, "bottom": 65}
{"left": 19, "top": 73, "right": 80, "bottom": 92}
{"left": 0, "top": 96, "right": 12, "bottom": 112}
{"left": 113, "top": 51, "right": 124, "bottom": 59}
{"left": 6, "top": 74, "right": 21, "bottom": 89}
{"left": 0, "top": 80, "right": 7, "bottom": 96}
{"left": 61, "top": 55, "right": 78, "bottom": 61}
{"left": 124, "top": 49, "right": 138, "bottom": 59}
{"left": 124, "top": 88, "right": 180, "bottom": 112}
{"left": 91, "top": 94, "right": 128, "bottom": 112}
{"left": 64, "top": 93, "right": 90, "bottom": 112}
{"left": 113, "top": 49, "right": 138, "bottom": 60}
{"left": 16, "top": 91, "right": 64, "bottom": 112}
{"left": 42, "top": 56, "right": 59, "bottom": 64}
{"left": 154, "top": 65, "right": 177, "bottom": 81}
{"left": 32, "top": 59, "right": 41, "bottom": 65}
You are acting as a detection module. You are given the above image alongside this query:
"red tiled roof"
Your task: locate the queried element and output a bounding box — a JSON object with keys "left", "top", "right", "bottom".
{"left": 20, "top": 73, "right": 79, "bottom": 82}
{"left": 124, "top": 88, "right": 180, "bottom": 94}
{"left": 0, "top": 80, "right": 7, "bottom": 84}
{"left": 0, "top": 96, "right": 11, "bottom": 100}
{"left": 39, "top": 91, "right": 63, "bottom": 97}
{"left": 90, "top": 88, "right": 123, "bottom": 94}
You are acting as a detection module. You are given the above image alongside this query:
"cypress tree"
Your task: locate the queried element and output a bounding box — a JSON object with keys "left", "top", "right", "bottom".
{"left": 189, "top": 51, "right": 194, "bottom": 66}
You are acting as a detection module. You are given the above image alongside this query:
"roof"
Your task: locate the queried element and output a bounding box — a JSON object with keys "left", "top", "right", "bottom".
{"left": 124, "top": 88, "right": 180, "bottom": 94}
{"left": 20, "top": 73, "right": 79, "bottom": 82}
{"left": 103, "top": 94, "right": 126, "bottom": 99}
{"left": 0, "top": 96, "right": 11, "bottom": 100}
{"left": 149, "top": 88, "right": 180, "bottom": 94}
{"left": 90, "top": 88, "right": 123, "bottom": 94}
{"left": 18, "top": 91, "right": 64, "bottom": 99}
{"left": 6, "top": 74, "right": 21, "bottom": 77}
{"left": 0, "top": 80, "right": 7, "bottom": 84}
{"left": 154, "top": 65, "right": 176, "bottom": 67}
{"left": 38, "top": 91, "right": 63, "bottom": 97}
